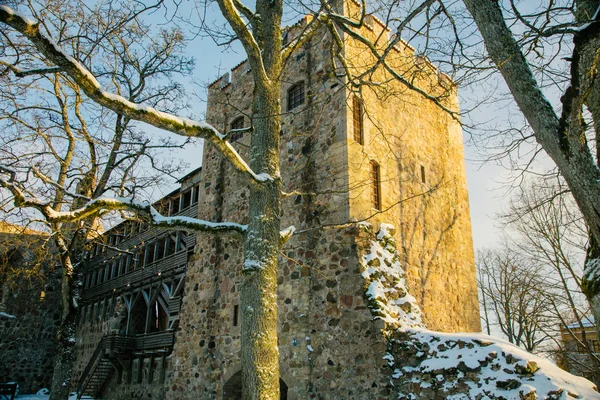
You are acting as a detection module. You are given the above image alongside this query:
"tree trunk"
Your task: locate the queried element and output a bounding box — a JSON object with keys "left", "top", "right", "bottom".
{"left": 585, "top": 233, "right": 600, "bottom": 353}
{"left": 575, "top": 0, "right": 600, "bottom": 340}
{"left": 241, "top": 83, "right": 282, "bottom": 399}
{"left": 50, "top": 185, "right": 93, "bottom": 400}
{"left": 49, "top": 235, "right": 78, "bottom": 400}
{"left": 463, "top": 0, "right": 600, "bottom": 342}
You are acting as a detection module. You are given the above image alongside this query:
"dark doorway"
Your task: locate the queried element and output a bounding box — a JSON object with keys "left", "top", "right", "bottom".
{"left": 222, "top": 371, "right": 288, "bottom": 400}
{"left": 129, "top": 296, "right": 148, "bottom": 335}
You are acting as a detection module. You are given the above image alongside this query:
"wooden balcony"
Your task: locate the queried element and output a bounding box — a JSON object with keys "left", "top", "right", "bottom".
{"left": 87, "top": 203, "right": 198, "bottom": 267}
{"left": 132, "top": 331, "right": 175, "bottom": 351}
{"left": 76, "top": 331, "right": 176, "bottom": 399}
{"left": 101, "top": 331, "right": 175, "bottom": 353}
{"left": 82, "top": 251, "right": 188, "bottom": 300}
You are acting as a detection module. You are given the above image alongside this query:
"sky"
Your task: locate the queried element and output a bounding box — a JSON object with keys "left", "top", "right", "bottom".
{"left": 141, "top": 1, "right": 578, "bottom": 256}
{"left": 151, "top": 3, "right": 512, "bottom": 253}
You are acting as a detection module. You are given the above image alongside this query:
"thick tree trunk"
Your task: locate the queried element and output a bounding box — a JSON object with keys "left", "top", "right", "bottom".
{"left": 241, "top": 83, "right": 282, "bottom": 399}
{"left": 576, "top": 0, "right": 600, "bottom": 340}
{"left": 463, "top": 0, "right": 600, "bottom": 342}
{"left": 49, "top": 235, "right": 78, "bottom": 400}
{"left": 50, "top": 186, "right": 92, "bottom": 400}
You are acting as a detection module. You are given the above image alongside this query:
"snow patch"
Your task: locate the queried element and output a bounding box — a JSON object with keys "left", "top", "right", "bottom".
{"left": 0, "top": 311, "right": 16, "bottom": 319}
{"left": 360, "top": 223, "right": 424, "bottom": 331}
{"left": 360, "top": 222, "right": 599, "bottom": 399}
{"left": 0, "top": 5, "right": 15, "bottom": 16}
{"left": 584, "top": 258, "right": 600, "bottom": 282}
{"left": 391, "top": 329, "right": 600, "bottom": 399}
{"left": 280, "top": 225, "right": 296, "bottom": 241}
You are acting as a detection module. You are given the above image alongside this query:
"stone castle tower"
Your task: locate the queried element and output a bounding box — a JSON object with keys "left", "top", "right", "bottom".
{"left": 68, "top": 1, "right": 479, "bottom": 399}
{"left": 167, "top": 2, "right": 480, "bottom": 399}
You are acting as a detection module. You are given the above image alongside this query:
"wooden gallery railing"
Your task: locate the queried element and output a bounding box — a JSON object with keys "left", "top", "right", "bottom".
{"left": 76, "top": 331, "right": 175, "bottom": 399}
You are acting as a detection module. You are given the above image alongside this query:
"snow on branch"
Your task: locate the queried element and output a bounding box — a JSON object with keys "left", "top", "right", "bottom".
{"left": 279, "top": 225, "right": 296, "bottom": 245}
{"left": 0, "top": 5, "right": 272, "bottom": 186}
{"left": 0, "top": 170, "right": 246, "bottom": 234}
{"left": 64, "top": 197, "right": 246, "bottom": 234}
{"left": 0, "top": 60, "right": 61, "bottom": 76}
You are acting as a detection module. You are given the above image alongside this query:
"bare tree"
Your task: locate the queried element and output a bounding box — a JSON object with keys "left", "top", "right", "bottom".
{"left": 0, "top": 0, "right": 472, "bottom": 398}
{"left": 503, "top": 181, "right": 600, "bottom": 383}
{"left": 477, "top": 248, "right": 555, "bottom": 352}
{"left": 0, "top": 1, "right": 200, "bottom": 398}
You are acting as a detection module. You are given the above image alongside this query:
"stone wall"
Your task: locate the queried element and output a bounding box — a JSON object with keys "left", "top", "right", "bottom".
{"left": 169, "top": 2, "right": 478, "bottom": 398}
{"left": 0, "top": 266, "right": 62, "bottom": 393}
{"left": 341, "top": 0, "right": 479, "bottom": 333}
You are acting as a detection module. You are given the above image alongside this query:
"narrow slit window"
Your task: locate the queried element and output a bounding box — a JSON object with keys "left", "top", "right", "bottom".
{"left": 192, "top": 186, "right": 199, "bottom": 204}
{"left": 353, "top": 95, "right": 364, "bottom": 144}
{"left": 156, "top": 238, "right": 166, "bottom": 260}
{"left": 370, "top": 161, "right": 381, "bottom": 210}
{"left": 146, "top": 243, "right": 155, "bottom": 265}
{"left": 182, "top": 190, "right": 192, "bottom": 210}
{"left": 287, "top": 82, "right": 305, "bottom": 111}
{"left": 230, "top": 116, "right": 245, "bottom": 142}
{"left": 171, "top": 197, "right": 180, "bottom": 215}
{"left": 420, "top": 165, "right": 426, "bottom": 184}
{"left": 233, "top": 305, "right": 239, "bottom": 327}
{"left": 111, "top": 261, "right": 117, "bottom": 279}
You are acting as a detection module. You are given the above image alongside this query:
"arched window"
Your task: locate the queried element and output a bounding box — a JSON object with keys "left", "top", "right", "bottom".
{"left": 287, "top": 82, "right": 305, "bottom": 111}
{"left": 230, "top": 116, "right": 245, "bottom": 142}
{"left": 129, "top": 296, "right": 148, "bottom": 335}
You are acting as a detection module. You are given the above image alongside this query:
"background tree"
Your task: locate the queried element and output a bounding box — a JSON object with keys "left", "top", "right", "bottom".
{"left": 477, "top": 248, "right": 555, "bottom": 353}
{"left": 0, "top": 0, "right": 198, "bottom": 397}
{"left": 504, "top": 181, "right": 600, "bottom": 383}
{"left": 461, "top": 0, "right": 600, "bottom": 339}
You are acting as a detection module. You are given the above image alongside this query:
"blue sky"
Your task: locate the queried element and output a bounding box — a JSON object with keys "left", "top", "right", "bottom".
{"left": 143, "top": 1, "right": 539, "bottom": 253}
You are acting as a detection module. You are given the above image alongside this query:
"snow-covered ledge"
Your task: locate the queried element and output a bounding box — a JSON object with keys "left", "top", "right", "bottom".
{"left": 360, "top": 222, "right": 424, "bottom": 332}
{"left": 359, "top": 223, "right": 599, "bottom": 399}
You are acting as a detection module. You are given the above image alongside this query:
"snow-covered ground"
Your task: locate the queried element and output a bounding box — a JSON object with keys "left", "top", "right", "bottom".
{"left": 361, "top": 223, "right": 600, "bottom": 399}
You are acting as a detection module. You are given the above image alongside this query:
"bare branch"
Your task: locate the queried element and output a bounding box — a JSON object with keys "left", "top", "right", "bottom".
{"left": 0, "top": 5, "right": 271, "bottom": 185}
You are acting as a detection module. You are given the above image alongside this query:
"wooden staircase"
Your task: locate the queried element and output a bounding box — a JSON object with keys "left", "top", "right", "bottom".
{"left": 79, "top": 357, "right": 116, "bottom": 398}
{"left": 76, "top": 334, "right": 132, "bottom": 399}
{"left": 76, "top": 332, "right": 174, "bottom": 399}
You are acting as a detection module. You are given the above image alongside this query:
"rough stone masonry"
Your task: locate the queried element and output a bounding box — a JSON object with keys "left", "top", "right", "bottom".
{"left": 167, "top": 1, "right": 479, "bottom": 398}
